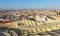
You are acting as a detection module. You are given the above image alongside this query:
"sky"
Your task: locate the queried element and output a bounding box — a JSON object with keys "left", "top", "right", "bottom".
{"left": 0, "top": 0, "right": 60, "bottom": 9}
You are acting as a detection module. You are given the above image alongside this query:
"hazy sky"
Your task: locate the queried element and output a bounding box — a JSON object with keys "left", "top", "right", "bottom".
{"left": 0, "top": 0, "right": 60, "bottom": 9}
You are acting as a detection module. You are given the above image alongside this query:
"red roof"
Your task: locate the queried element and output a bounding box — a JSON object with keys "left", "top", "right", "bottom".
{"left": 0, "top": 19, "right": 11, "bottom": 24}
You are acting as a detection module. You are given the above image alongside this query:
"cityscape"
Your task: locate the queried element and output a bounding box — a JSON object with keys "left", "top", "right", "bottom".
{"left": 0, "top": 0, "right": 60, "bottom": 36}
